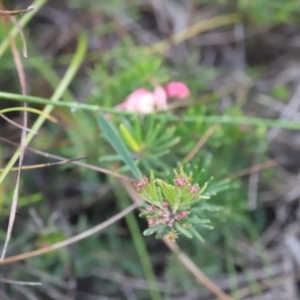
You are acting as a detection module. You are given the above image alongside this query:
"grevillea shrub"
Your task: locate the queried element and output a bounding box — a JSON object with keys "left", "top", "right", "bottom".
{"left": 135, "top": 167, "right": 220, "bottom": 242}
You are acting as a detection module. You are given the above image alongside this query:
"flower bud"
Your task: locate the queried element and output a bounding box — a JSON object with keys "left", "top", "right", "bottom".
{"left": 134, "top": 176, "right": 149, "bottom": 192}
{"left": 190, "top": 184, "right": 200, "bottom": 194}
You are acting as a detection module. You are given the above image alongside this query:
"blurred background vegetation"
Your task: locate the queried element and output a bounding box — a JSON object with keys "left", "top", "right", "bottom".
{"left": 1, "top": 0, "right": 300, "bottom": 299}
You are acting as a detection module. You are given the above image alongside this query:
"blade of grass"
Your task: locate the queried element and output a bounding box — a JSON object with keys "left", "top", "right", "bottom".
{"left": 0, "top": 33, "right": 87, "bottom": 186}
{"left": 98, "top": 113, "right": 141, "bottom": 179}
{"left": 0, "top": 107, "right": 57, "bottom": 123}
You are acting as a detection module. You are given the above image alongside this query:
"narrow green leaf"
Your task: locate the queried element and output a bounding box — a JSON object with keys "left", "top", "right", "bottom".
{"left": 155, "top": 227, "right": 169, "bottom": 239}
{"left": 134, "top": 115, "right": 143, "bottom": 141}
{"left": 204, "top": 181, "right": 229, "bottom": 196}
{"left": 139, "top": 212, "right": 154, "bottom": 218}
{"left": 191, "top": 204, "right": 222, "bottom": 213}
{"left": 155, "top": 179, "right": 177, "bottom": 204}
{"left": 98, "top": 113, "right": 141, "bottom": 179}
{"left": 119, "top": 123, "right": 141, "bottom": 152}
{"left": 99, "top": 154, "right": 123, "bottom": 163}
{"left": 185, "top": 217, "right": 211, "bottom": 225}
{"left": 143, "top": 224, "right": 167, "bottom": 236}
{"left": 153, "top": 137, "right": 181, "bottom": 152}
{"left": 157, "top": 187, "right": 164, "bottom": 203}
{"left": 177, "top": 205, "right": 192, "bottom": 210}
{"left": 190, "top": 197, "right": 210, "bottom": 207}
{"left": 174, "top": 222, "right": 193, "bottom": 238}
{"left": 139, "top": 203, "right": 149, "bottom": 210}
{"left": 190, "top": 206, "right": 210, "bottom": 213}
{"left": 199, "top": 225, "right": 214, "bottom": 230}
{"left": 189, "top": 227, "right": 205, "bottom": 243}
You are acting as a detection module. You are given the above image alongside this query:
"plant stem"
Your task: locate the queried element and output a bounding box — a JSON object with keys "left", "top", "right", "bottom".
{"left": 114, "top": 180, "right": 161, "bottom": 300}
{"left": 3, "top": 93, "right": 300, "bottom": 130}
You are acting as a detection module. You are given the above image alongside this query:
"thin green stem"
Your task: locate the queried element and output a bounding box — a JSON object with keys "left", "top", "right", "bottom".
{"left": 1, "top": 92, "right": 100, "bottom": 111}
{"left": 114, "top": 181, "right": 161, "bottom": 300}
{"left": 0, "top": 33, "right": 87, "bottom": 185}
{"left": 3, "top": 92, "right": 300, "bottom": 130}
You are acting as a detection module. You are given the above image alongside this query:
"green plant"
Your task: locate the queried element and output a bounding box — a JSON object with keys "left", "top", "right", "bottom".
{"left": 136, "top": 167, "right": 222, "bottom": 242}
{"left": 2, "top": 0, "right": 298, "bottom": 298}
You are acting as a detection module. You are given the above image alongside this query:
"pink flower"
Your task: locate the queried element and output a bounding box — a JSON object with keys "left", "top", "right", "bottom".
{"left": 153, "top": 86, "right": 168, "bottom": 110}
{"left": 174, "top": 210, "right": 188, "bottom": 220}
{"left": 174, "top": 176, "right": 187, "bottom": 187}
{"left": 116, "top": 87, "right": 167, "bottom": 114}
{"left": 160, "top": 217, "right": 169, "bottom": 224}
{"left": 158, "top": 210, "right": 164, "bottom": 216}
{"left": 162, "top": 202, "right": 169, "bottom": 209}
{"left": 119, "top": 88, "right": 156, "bottom": 114}
{"left": 146, "top": 205, "right": 155, "bottom": 212}
{"left": 148, "top": 217, "right": 157, "bottom": 226}
{"left": 190, "top": 184, "right": 200, "bottom": 194}
{"left": 179, "top": 211, "right": 188, "bottom": 218}
{"left": 168, "top": 219, "right": 175, "bottom": 227}
{"left": 114, "top": 81, "right": 190, "bottom": 115}
{"left": 165, "top": 81, "right": 190, "bottom": 99}
{"left": 134, "top": 176, "right": 149, "bottom": 192}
